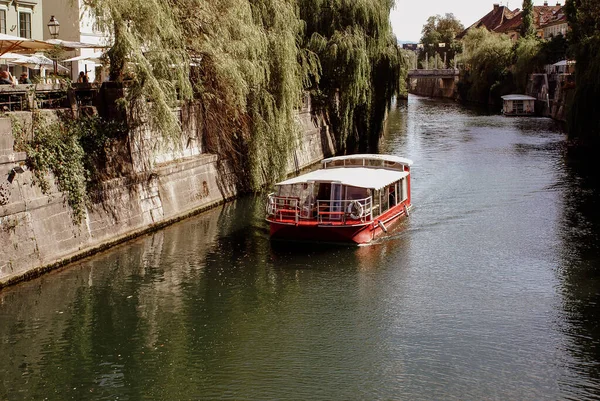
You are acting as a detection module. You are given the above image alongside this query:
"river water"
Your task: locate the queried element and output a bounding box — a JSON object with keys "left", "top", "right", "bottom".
{"left": 2, "top": 96, "right": 600, "bottom": 400}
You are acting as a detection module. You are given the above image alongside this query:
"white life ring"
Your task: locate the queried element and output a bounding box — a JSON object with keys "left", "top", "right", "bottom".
{"left": 266, "top": 197, "right": 275, "bottom": 215}
{"left": 347, "top": 200, "right": 364, "bottom": 219}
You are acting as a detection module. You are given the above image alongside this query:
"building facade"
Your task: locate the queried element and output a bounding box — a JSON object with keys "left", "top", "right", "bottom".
{"left": 0, "top": 0, "right": 44, "bottom": 39}
{"left": 541, "top": 11, "right": 568, "bottom": 39}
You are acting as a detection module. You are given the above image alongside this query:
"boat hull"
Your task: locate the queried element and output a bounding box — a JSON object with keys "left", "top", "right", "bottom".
{"left": 268, "top": 203, "right": 410, "bottom": 245}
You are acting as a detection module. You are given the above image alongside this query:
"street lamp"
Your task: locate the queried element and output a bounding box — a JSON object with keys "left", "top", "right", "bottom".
{"left": 47, "top": 16, "right": 60, "bottom": 39}
{"left": 47, "top": 16, "right": 60, "bottom": 76}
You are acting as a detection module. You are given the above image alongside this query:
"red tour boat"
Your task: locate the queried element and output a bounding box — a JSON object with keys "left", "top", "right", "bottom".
{"left": 266, "top": 154, "right": 413, "bottom": 244}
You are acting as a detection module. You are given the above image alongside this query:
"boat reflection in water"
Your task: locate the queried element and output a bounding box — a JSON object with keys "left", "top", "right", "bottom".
{"left": 266, "top": 154, "right": 413, "bottom": 244}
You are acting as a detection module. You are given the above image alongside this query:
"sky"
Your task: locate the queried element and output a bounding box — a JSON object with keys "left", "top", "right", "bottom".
{"left": 390, "top": 0, "right": 514, "bottom": 42}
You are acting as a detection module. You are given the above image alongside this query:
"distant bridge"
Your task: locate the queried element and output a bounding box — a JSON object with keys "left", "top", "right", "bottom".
{"left": 407, "top": 69, "right": 461, "bottom": 98}
{"left": 407, "top": 68, "right": 460, "bottom": 78}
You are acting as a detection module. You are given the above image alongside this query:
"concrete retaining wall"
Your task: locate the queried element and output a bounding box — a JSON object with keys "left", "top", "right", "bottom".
{"left": 0, "top": 99, "right": 332, "bottom": 288}
{"left": 408, "top": 75, "right": 458, "bottom": 99}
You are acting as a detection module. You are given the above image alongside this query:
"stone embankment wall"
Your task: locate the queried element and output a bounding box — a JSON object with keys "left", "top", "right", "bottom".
{"left": 526, "top": 73, "right": 574, "bottom": 122}
{"left": 0, "top": 96, "right": 333, "bottom": 288}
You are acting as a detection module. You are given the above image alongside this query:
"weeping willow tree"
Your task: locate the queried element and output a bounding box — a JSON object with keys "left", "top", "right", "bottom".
{"left": 84, "top": 0, "right": 192, "bottom": 141}
{"left": 83, "top": 0, "right": 401, "bottom": 189}
{"left": 513, "top": 36, "right": 542, "bottom": 93}
{"left": 175, "top": 0, "right": 319, "bottom": 189}
{"left": 300, "top": 0, "right": 402, "bottom": 153}
{"left": 459, "top": 27, "right": 513, "bottom": 104}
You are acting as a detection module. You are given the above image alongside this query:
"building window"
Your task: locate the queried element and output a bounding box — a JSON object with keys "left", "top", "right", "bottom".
{"left": 19, "top": 12, "right": 32, "bottom": 38}
{"left": 0, "top": 10, "right": 6, "bottom": 34}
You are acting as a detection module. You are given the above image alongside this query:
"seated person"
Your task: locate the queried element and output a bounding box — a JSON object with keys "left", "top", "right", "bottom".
{"left": 0, "top": 71, "right": 13, "bottom": 85}
{"left": 77, "top": 71, "right": 89, "bottom": 83}
{"left": 19, "top": 73, "right": 32, "bottom": 84}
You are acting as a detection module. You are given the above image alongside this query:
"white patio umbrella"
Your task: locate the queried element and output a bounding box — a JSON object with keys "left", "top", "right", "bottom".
{"left": 63, "top": 51, "right": 105, "bottom": 64}
{"left": 13, "top": 53, "right": 69, "bottom": 72}
{"left": 45, "top": 39, "right": 108, "bottom": 50}
{"left": 0, "top": 52, "right": 23, "bottom": 61}
{"left": 0, "top": 33, "right": 54, "bottom": 56}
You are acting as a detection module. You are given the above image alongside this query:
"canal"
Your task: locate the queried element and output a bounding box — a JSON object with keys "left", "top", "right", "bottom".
{"left": 2, "top": 96, "right": 600, "bottom": 400}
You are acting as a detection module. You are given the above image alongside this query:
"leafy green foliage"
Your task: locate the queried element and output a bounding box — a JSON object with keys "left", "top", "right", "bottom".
{"left": 13, "top": 113, "right": 126, "bottom": 225}
{"left": 18, "top": 113, "right": 88, "bottom": 224}
{"left": 83, "top": 0, "right": 192, "bottom": 142}
{"left": 538, "top": 33, "right": 568, "bottom": 65}
{"left": 398, "top": 49, "right": 412, "bottom": 98}
{"left": 300, "top": 0, "right": 402, "bottom": 152}
{"left": 175, "top": 0, "right": 317, "bottom": 190}
{"left": 459, "top": 28, "right": 513, "bottom": 103}
{"left": 521, "top": 0, "right": 536, "bottom": 38}
{"left": 513, "top": 36, "right": 542, "bottom": 92}
{"left": 419, "top": 13, "right": 464, "bottom": 66}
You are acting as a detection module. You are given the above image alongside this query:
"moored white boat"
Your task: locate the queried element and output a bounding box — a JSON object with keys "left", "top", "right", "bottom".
{"left": 265, "top": 154, "right": 413, "bottom": 244}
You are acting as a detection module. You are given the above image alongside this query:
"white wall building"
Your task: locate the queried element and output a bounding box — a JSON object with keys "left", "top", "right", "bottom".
{"left": 1, "top": 0, "right": 44, "bottom": 39}
{"left": 42, "top": 0, "right": 110, "bottom": 82}
{"left": 542, "top": 19, "right": 568, "bottom": 39}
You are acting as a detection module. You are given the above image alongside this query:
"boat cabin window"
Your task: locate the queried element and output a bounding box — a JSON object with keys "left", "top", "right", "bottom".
{"left": 276, "top": 184, "right": 299, "bottom": 198}
{"left": 366, "top": 159, "right": 384, "bottom": 167}
{"left": 345, "top": 158, "right": 364, "bottom": 167}
{"left": 373, "top": 189, "right": 381, "bottom": 214}
{"left": 345, "top": 186, "right": 369, "bottom": 200}
{"left": 388, "top": 183, "right": 397, "bottom": 207}
{"left": 380, "top": 180, "right": 405, "bottom": 213}
{"left": 317, "top": 183, "right": 332, "bottom": 200}
{"left": 400, "top": 178, "right": 407, "bottom": 201}
{"left": 384, "top": 161, "right": 402, "bottom": 170}
{"left": 515, "top": 100, "right": 524, "bottom": 114}
{"left": 381, "top": 186, "right": 389, "bottom": 212}
{"left": 276, "top": 183, "right": 316, "bottom": 202}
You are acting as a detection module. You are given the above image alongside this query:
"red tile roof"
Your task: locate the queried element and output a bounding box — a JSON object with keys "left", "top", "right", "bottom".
{"left": 459, "top": 5, "right": 518, "bottom": 37}
{"left": 534, "top": 5, "right": 563, "bottom": 26}
{"left": 495, "top": 12, "right": 523, "bottom": 33}
{"left": 540, "top": 7, "right": 567, "bottom": 27}
{"left": 458, "top": 3, "right": 568, "bottom": 39}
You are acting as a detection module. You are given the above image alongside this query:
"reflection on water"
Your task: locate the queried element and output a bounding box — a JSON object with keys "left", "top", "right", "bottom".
{"left": 555, "top": 146, "right": 600, "bottom": 400}
{"left": 1, "top": 95, "right": 600, "bottom": 400}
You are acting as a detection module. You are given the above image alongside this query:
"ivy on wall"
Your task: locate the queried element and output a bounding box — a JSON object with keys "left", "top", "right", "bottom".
{"left": 12, "top": 113, "right": 127, "bottom": 224}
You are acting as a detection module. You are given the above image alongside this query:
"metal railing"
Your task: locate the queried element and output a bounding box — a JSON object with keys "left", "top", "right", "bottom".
{"left": 267, "top": 194, "right": 374, "bottom": 224}
{"left": 0, "top": 83, "right": 100, "bottom": 112}
{"left": 316, "top": 197, "right": 373, "bottom": 223}
{"left": 266, "top": 195, "right": 301, "bottom": 223}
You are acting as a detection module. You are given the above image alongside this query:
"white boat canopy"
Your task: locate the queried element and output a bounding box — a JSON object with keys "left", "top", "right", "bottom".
{"left": 275, "top": 167, "right": 409, "bottom": 190}
{"left": 322, "top": 154, "right": 413, "bottom": 167}
{"left": 501, "top": 94, "right": 536, "bottom": 101}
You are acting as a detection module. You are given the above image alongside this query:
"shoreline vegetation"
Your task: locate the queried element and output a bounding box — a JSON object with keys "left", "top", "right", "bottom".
{"left": 414, "top": 1, "right": 598, "bottom": 142}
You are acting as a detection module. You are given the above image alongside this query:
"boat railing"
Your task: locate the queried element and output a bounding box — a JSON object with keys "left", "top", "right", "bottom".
{"left": 316, "top": 197, "right": 373, "bottom": 224}
{"left": 267, "top": 194, "right": 374, "bottom": 224}
{"left": 266, "top": 194, "right": 301, "bottom": 223}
